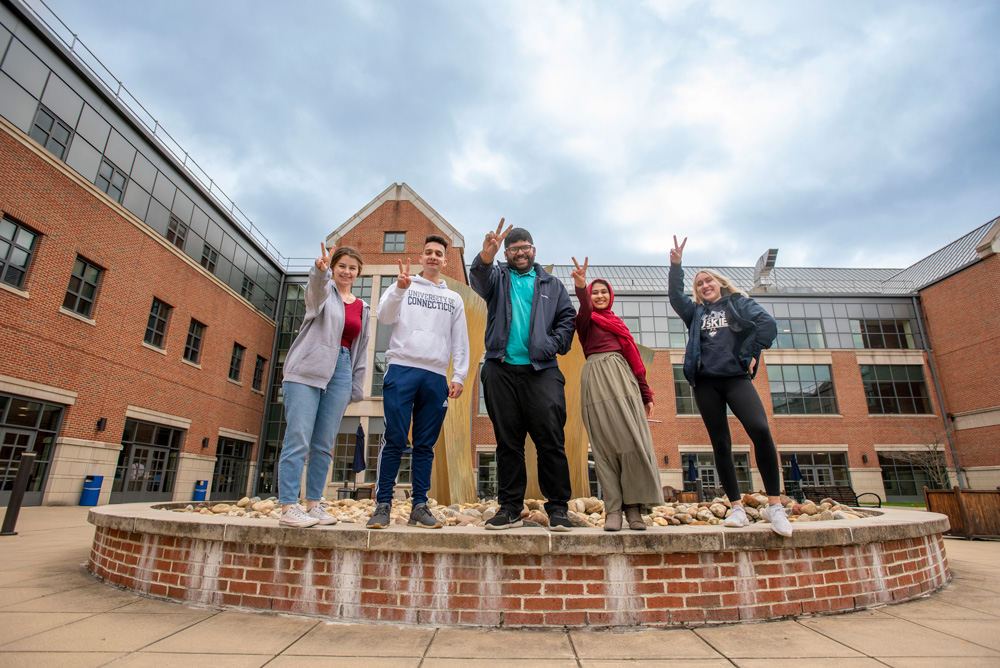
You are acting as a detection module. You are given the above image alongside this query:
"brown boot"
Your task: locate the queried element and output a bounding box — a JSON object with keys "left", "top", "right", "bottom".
{"left": 603, "top": 510, "right": 622, "bottom": 531}
{"left": 624, "top": 505, "right": 646, "bottom": 530}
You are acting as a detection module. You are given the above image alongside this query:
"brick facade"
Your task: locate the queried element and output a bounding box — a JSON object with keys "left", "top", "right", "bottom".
{"left": 918, "top": 254, "right": 1000, "bottom": 470}
{"left": 0, "top": 122, "right": 273, "bottom": 495}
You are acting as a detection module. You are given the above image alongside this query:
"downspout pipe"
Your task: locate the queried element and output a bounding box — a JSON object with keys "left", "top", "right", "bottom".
{"left": 912, "top": 295, "right": 966, "bottom": 488}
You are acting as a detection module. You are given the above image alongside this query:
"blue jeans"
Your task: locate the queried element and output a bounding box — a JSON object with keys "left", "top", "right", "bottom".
{"left": 278, "top": 347, "right": 353, "bottom": 505}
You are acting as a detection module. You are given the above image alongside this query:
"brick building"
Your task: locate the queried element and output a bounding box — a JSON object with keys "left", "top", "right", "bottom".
{"left": 0, "top": 0, "right": 995, "bottom": 507}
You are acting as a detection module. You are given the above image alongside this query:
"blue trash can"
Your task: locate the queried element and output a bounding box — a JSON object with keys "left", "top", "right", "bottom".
{"left": 193, "top": 480, "right": 208, "bottom": 502}
{"left": 79, "top": 475, "right": 103, "bottom": 506}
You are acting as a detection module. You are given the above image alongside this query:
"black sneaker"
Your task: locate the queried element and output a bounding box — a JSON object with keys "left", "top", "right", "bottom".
{"left": 484, "top": 507, "right": 523, "bottom": 530}
{"left": 366, "top": 502, "right": 392, "bottom": 529}
{"left": 407, "top": 503, "right": 443, "bottom": 529}
{"left": 548, "top": 508, "right": 572, "bottom": 532}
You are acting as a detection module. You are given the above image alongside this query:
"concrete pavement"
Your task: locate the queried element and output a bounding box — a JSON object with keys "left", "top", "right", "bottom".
{"left": 0, "top": 505, "right": 997, "bottom": 667}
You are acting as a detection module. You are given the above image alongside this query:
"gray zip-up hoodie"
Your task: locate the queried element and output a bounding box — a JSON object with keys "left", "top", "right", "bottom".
{"left": 282, "top": 265, "right": 370, "bottom": 401}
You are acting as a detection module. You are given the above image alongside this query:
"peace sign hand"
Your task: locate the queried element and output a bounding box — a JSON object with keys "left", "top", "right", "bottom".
{"left": 316, "top": 242, "right": 335, "bottom": 272}
{"left": 570, "top": 256, "right": 589, "bottom": 288}
{"left": 396, "top": 259, "right": 412, "bottom": 290}
{"left": 481, "top": 218, "right": 513, "bottom": 264}
{"left": 670, "top": 235, "right": 687, "bottom": 265}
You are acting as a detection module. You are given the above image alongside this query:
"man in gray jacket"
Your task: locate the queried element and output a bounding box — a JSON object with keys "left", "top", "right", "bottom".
{"left": 470, "top": 220, "right": 576, "bottom": 530}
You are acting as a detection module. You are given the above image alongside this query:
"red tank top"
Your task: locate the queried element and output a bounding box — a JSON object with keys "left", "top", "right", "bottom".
{"left": 341, "top": 299, "right": 363, "bottom": 348}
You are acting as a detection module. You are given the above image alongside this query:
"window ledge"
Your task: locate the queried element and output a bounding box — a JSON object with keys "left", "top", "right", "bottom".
{"left": 180, "top": 358, "right": 202, "bottom": 370}
{"left": 252, "top": 388, "right": 265, "bottom": 396}
{"left": 141, "top": 341, "right": 167, "bottom": 355}
{"left": 228, "top": 378, "right": 243, "bottom": 387}
{"left": 867, "top": 413, "right": 937, "bottom": 418}
{"left": 772, "top": 414, "right": 844, "bottom": 419}
{"left": 0, "top": 282, "right": 29, "bottom": 300}
{"left": 59, "top": 307, "right": 96, "bottom": 326}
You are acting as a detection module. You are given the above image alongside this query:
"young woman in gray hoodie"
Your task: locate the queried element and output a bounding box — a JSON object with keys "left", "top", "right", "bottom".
{"left": 277, "top": 243, "right": 370, "bottom": 527}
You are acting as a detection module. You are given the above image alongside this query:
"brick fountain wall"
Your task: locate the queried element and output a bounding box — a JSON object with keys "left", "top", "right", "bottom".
{"left": 87, "top": 505, "right": 951, "bottom": 628}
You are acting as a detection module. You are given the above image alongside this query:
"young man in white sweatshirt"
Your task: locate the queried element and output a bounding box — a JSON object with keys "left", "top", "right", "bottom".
{"left": 367, "top": 235, "right": 470, "bottom": 529}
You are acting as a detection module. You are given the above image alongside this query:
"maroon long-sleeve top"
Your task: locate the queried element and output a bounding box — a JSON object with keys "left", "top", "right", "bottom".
{"left": 575, "top": 285, "right": 653, "bottom": 405}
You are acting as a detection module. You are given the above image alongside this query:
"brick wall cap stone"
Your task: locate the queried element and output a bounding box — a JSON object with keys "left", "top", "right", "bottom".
{"left": 88, "top": 503, "right": 949, "bottom": 555}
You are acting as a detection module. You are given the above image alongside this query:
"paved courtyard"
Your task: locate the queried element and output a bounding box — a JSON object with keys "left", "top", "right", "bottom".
{"left": 0, "top": 505, "right": 997, "bottom": 667}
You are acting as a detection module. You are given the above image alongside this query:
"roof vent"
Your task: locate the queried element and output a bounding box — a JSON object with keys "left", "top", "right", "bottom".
{"left": 753, "top": 248, "right": 779, "bottom": 292}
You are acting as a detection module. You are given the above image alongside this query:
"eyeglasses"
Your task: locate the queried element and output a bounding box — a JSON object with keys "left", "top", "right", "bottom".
{"left": 506, "top": 244, "right": 534, "bottom": 256}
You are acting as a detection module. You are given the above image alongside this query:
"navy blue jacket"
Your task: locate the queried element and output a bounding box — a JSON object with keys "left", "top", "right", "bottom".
{"left": 470, "top": 255, "right": 576, "bottom": 370}
{"left": 668, "top": 263, "right": 777, "bottom": 386}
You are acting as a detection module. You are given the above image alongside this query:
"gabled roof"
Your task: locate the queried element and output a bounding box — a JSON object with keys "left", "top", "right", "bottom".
{"left": 327, "top": 183, "right": 465, "bottom": 250}
{"left": 881, "top": 216, "right": 1000, "bottom": 293}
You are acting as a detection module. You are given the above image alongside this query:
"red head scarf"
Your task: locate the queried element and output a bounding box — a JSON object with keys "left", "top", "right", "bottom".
{"left": 586, "top": 279, "right": 649, "bottom": 384}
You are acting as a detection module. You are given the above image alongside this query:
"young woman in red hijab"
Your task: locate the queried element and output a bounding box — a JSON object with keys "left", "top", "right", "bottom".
{"left": 572, "top": 257, "right": 663, "bottom": 531}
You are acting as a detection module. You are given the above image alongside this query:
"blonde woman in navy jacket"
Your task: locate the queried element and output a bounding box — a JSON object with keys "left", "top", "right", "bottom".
{"left": 668, "top": 236, "right": 792, "bottom": 537}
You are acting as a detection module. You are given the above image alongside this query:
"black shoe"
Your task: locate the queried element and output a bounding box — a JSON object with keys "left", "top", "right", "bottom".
{"left": 407, "top": 503, "right": 443, "bottom": 529}
{"left": 366, "top": 502, "right": 392, "bottom": 529}
{"left": 484, "top": 507, "right": 523, "bottom": 530}
{"left": 548, "top": 508, "right": 572, "bottom": 532}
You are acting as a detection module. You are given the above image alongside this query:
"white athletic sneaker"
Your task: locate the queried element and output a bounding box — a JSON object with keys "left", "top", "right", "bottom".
{"left": 761, "top": 504, "right": 793, "bottom": 537}
{"left": 306, "top": 503, "right": 338, "bottom": 526}
{"left": 279, "top": 505, "right": 320, "bottom": 528}
{"left": 723, "top": 505, "right": 751, "bottom": 528}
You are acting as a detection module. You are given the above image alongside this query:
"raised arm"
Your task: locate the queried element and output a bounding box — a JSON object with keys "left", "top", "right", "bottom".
{"left": 376, "top": 259, "right": 410, "bottom": 324}
{"left": 667, "top": 235, "right": 696, "bottom": 325}
{"left": 305, "top": 242, "right": 335, "bottom": 317}
{"left": 571, "top": 256, "right": 593, "bottom": 330}
{"left": 470, "top": 219, "right": 511, "bottom": 299}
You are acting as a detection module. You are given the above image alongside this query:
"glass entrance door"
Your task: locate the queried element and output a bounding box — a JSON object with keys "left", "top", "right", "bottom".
{"left": 0, "top": 428, "right": 40, "bottom": 506}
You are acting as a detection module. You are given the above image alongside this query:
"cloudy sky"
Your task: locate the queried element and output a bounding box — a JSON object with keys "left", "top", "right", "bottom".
{"left": 37, "top": 0, "right": 1000, "bottom": 270}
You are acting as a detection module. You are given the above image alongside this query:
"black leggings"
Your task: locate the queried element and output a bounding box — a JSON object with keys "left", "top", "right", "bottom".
{"left": 692, "top": 376, "right": 781, "bottom": 501}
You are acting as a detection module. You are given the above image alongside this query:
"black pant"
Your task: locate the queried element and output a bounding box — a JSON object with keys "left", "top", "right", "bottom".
{"left": 692, "top": 376, "right": 781, "bottom": 501}
{"left": 481, "top": 360, "right": 572, "bottom": 515}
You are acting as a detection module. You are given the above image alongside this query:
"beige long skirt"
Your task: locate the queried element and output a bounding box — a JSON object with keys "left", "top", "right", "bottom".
{"left": 581, "top": 352, "right": 663, "bottom": 512}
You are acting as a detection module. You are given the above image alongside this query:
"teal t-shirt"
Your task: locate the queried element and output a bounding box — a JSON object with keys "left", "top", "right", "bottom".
{"left": 505, "top": 267, "right": 536, "bottom": 365}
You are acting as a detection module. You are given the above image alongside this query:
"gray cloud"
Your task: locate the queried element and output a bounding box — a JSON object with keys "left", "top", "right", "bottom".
{"left": 41, "top": 0, "right": 1000, "bottom": 270}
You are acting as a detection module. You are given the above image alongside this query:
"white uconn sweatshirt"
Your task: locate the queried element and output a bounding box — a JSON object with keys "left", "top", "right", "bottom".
{"left": 376, "top": 275, "right": 470, "bottom": 385}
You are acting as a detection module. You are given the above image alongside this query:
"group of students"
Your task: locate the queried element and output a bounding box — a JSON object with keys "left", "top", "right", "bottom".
{"left": 275, "top": 224, "right": 792, "bottom": 538}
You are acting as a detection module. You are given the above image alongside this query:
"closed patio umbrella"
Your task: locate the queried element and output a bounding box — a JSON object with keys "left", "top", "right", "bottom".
{"left": 351, "top": 425, "right": 366, "bottom": 488}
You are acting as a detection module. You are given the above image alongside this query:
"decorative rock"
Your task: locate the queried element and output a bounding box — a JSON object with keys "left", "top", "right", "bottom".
{"left": 567, "top": 511, "right": 591, "bottom": 528}
{"left": 236, "top": 497, "right": 250, "bottom": 508}
{"left": 745, "top": 506, "right": 761, "bottom": 520}
{"left": 696, "top": 509, "right": 715, "bottom": 522}
{"left": 252, "top": 500, "right": 275, "bottom": 513}
{"left": 584, "top": 497, "right": 604, "bottom": 514}
{"left": 211, "top": 504, "right": 231, "bottom": 514}
{"left": 801, "top": 502, "right": 819, "bottom": 516}
{"left": 674, "top": 513, "right": 693, "bottom": 524}
{"left": 818, "top": 509, "right": 835, "bottom": 521}
{"left": 741, "top": 494, "right": 760, "bottom": 508}
{"left": 832, "top": 510, "right": 850, "bottom": 520}
{"left": 709, "top": 503, "right": 728, "bottom": 518}
{"left": 527, "top": 510, "right": 550, "bottom": 527}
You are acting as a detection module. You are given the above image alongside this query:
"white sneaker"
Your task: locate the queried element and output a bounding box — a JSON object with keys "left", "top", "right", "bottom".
{"left": 761, "top": 504, "right": 793, "bottom": 537}
{"left": 279, "top": 505, "right": 320, "bottom": 528}
{"left": 306, "top": 503, "right": 338, "bottom": 526}
{"left": 723, "top": 505, "right": 750, "bottom": 527}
